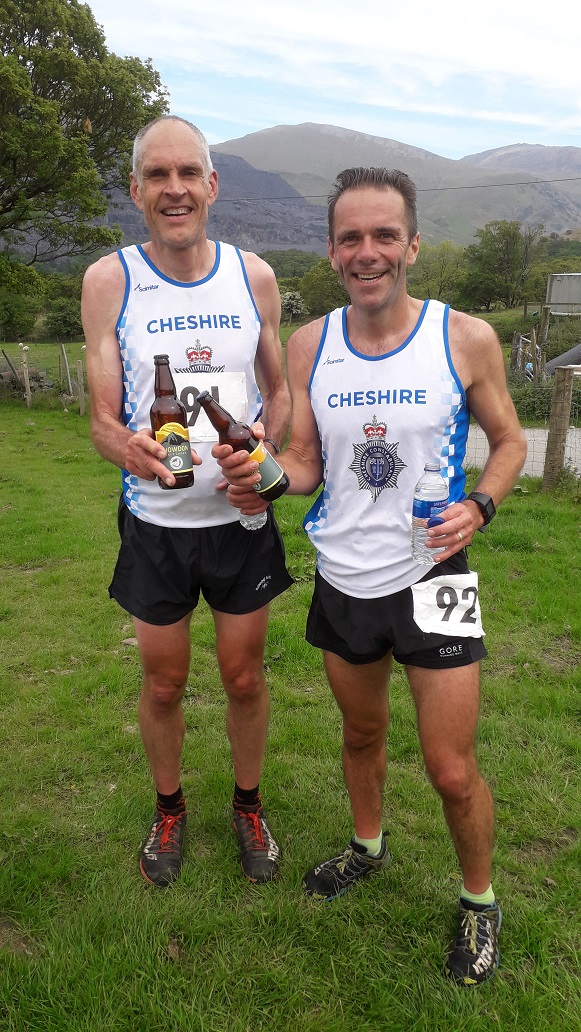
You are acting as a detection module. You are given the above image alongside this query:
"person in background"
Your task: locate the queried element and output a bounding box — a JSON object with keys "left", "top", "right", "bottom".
{"left": 81, "top": 115, "right": 293, "bottom": 889}
{"left": 213, "top": 166, "right": 526, "bottom": 983}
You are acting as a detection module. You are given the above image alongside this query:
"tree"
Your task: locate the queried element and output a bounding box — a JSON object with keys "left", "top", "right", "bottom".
{"left": 0, "top": 0, "right": 168, "bottom": 262}
{"left": 43, "top": 297, "right": 83, "bottom": 341}
{"left": 259, "top": 249, "right": 322, "bottom": 279}
{"left": 280, "top": 290, "right": 307, "bottom": 324}
{"left": 408, "top": 241, "right": 465, "bottom": 304}
{"left": 0, "top": 255, "right": 44, "bottom": 338}
{"left": 300, "top": 259, "right": 349, "bottom": 318}
{"left": 460, "top": 220, "right": 544, "bottom": 310}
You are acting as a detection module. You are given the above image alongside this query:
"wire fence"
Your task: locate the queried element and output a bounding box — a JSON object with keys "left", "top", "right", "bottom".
{"left": 466, "top": 425, "right": 581, "bottom": 477}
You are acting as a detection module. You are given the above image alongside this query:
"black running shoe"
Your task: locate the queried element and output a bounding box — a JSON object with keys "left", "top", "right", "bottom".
{"left": 232, "top": 805, "right": 281, "bottom": 883}
{"left": 139, "top": 809, "right": 186, "bottom": 887}
{"left": 303, "top": 834, "right": 390, "bottom": 901}
{"left": 443, "top": 902, "right": 502, "bottom": 985}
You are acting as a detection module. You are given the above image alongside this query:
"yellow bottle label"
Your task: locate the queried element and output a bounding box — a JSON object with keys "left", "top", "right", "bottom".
{"left": 156, "top": 423, "right": 193, "bottom": 474}
{"left": 155, "top": 422, "right": 189, "bottom": 443}
{"left": 248, "top": 442, "right": 284, "bottom": 493}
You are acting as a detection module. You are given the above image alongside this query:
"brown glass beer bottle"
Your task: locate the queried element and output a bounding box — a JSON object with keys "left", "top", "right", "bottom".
{"left": 196, "top": 390, "right": 289, "bottom": 500}
{"left": 150, "top": 354, "right": 194, "bottom": 490}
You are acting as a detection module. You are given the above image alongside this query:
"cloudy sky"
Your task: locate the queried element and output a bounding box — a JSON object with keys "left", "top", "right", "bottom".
{"left": 88, "top": 0, "right": 580, "bottom": 160}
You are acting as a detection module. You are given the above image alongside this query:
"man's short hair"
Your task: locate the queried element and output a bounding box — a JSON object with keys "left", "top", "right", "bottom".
{"left": 328, "top": 167, "right": 418, "bottom": 242}
{"left": 132, "top": 115, "right": 214, "bottom": 184}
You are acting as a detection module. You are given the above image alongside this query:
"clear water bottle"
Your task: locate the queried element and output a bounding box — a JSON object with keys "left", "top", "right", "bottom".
{"left": 239, "top": 510, "right": 268, "bottom": 531}
{"left": 411, "top": 463, "right": 449, "bottom": 565}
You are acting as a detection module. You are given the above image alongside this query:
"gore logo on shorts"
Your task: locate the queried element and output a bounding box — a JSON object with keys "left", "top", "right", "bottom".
{"left": 255, "top": 575, "right": 272, "bottom": 591}
{"left": 439, "top": 644, "right": 464, "bottom": 656}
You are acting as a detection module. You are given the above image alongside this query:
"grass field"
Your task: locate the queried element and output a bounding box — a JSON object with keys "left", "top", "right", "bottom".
{"left": 0, "top": 400, "right": 579, "bottom": 1031}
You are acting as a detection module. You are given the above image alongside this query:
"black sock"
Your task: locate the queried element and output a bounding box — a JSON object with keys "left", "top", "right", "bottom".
{"left": 233, "top": 783, "right": 261, "bottom": 810}
{"left": 156, "top": 786, "right": 186, "bottom": 814}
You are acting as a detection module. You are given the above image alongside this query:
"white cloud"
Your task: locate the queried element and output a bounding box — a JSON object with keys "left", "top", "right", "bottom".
{"left": 87, "top": 0, "right": 581, "bottom": 157}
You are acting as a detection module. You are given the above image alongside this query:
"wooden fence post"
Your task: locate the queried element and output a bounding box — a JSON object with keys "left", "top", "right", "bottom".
{"left": 510, "top": 331, "right": 519, "bottom": 371}
{"left": 530, "top": 328, "right": 538, "bottom": 381}
{"left": 542, "top": 366, "right": 575, "bottom": 490}
{"left": 76, "top": 359, "right": 86, "bottom": 416}
{"left": 21, "top": 347, "right": 32, "bottom": 408}
{"left": 539, "top": 305, "right": 551, "bottom": 346}
{"left": 60, "top": 342, "right": 73, "bottom": 395}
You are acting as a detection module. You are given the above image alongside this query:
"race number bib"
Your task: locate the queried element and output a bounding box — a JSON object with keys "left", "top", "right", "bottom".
{"left": 172, "top": 371, "right": 248, "bottom": 443}
{"left": 411, "top": 572, "right": 485, "bottom": 638}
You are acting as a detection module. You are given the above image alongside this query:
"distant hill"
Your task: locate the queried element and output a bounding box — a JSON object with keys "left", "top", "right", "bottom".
{"left": 108, "top": 151, "right": 328, "bottom": 255}
{"left": 109, "top": 124, "right": 581, "bottom": 254}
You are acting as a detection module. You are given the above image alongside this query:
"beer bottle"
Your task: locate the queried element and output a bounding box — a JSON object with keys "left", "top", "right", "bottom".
{"left": 196, "top": 390, "right": 289, "bottom": 501}
{"left": 150, "top": 355, "right": 194, "bottom": 490}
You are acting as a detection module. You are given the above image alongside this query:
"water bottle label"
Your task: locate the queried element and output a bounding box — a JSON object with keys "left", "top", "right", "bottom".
{"left": 411, "top": 573, "right": 484, "bottom": 637}
{"left": 412, "top": 497, "right": 448, "bottom": 519}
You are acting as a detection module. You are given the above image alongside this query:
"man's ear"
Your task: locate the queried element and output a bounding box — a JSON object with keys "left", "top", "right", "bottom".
{"left": 130, "top": 173, "right": 142, "bottom": 210}
{"left": 406, "top": 233, "right": 420, "bottom": 267}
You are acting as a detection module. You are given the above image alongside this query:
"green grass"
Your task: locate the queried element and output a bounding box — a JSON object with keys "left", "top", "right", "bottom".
{"left": 0, "top": 401, "right": 579, "bottom": 1031}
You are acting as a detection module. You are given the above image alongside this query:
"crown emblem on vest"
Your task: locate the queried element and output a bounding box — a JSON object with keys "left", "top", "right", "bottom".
{"left": 363, "top": 415, "right": 387, "bottom": 439}
{"left": 186, "top": 342, "right": 212, "bottom": 364}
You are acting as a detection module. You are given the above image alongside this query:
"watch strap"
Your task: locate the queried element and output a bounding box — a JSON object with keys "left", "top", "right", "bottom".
{"left": 466, "top": 491, "right": 496, "bottom": 526}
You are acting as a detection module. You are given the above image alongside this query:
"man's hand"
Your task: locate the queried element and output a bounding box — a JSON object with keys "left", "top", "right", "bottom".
{"left": 427, "top": 500, "right": 484, "bottom": 561}
{"left": 125, "top": 429, "right": 202, "bottom": 487}
{"left": 211, "top": 422, "right": 268, "bottom": 514}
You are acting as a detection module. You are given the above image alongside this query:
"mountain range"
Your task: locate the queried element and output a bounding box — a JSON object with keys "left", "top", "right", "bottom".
{"left": 111, "top": 123, "right": 581, "bottom": 256}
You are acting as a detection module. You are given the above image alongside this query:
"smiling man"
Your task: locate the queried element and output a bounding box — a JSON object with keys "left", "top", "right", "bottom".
{"left": 81, "top": 116, "right": 293, "bottom": 890}
{"left": 213, "top": 166, "right": 527, "bottom": 984}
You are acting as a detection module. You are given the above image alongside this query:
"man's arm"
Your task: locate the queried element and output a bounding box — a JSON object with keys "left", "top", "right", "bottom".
{"left": 428, "top": 311, "right": 527, "bottom": 557}
{"left": 452, "top": 311, "right": 526, "bottom": 517}
{"left": 81, "top": 254, "right": 200, "bottom": 486}
{"left": 243, "top": 252, "right": 291, "bottom": 451}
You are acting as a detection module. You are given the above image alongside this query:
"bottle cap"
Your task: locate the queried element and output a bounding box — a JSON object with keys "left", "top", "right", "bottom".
{"left": 426, "top": 516, "right": 445, "bottom": 528}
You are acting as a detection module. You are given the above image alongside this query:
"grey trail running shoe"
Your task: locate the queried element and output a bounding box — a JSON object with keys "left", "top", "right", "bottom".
{"left": 444, "top": 902, "right": 502, "bottom": 985}
{"left": 303, "top": 834, "right": 390, "bottom": 901}
{"left": 139, "top": 810, "right": 187, "bottom": 887}
{"left": 232, "top": 805, "right": 281, "bottom": 883}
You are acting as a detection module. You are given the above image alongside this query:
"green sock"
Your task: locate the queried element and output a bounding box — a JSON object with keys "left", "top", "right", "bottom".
{"left": 353, "top": 832, "right": 384, "bottom": 857}
{"left": 460, "top": 883, "right": 496, "bottom": 907}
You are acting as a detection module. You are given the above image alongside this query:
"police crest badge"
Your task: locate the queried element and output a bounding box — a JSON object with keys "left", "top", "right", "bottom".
{"left": 349, "top": 415, "right": 406, "bottom": 501}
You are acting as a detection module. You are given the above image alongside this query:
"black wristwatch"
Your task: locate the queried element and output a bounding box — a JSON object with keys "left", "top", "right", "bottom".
{"left": 263, "top": 438, "right": 280, "bottom": 454}
{"left": 466, "top": 491, "right": 496, "bottom": 526}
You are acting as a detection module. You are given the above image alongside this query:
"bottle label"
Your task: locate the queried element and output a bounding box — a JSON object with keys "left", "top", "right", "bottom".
{"left": 155, "top": 423, "right": 193, "bottom": 474}
{"left": 248, "top": 442, "right": 285, "bottom": 494}
{"left": 412, "top": 497, "right": 448, "bottom": 519}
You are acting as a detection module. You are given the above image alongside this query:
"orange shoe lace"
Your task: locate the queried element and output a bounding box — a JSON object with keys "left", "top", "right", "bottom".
{"left": 238, "top": 810, "right": 265, "bottom": 849}
{"left": 156, "top": 813, "right": 184, "bottom": 852}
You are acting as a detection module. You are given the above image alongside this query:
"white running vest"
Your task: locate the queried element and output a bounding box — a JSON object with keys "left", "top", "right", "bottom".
{"left": 116, "top": 242, "right": 262, "bottom": 528}
{"left": 304, "top": 300, "right": 470, "bottom": 598}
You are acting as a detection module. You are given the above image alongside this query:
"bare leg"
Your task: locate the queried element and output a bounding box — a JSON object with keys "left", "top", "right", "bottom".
{"left": 407, "top": 662, "right": 494, "bottom": 893}
{"left": 212, "top": 605, "right": 270, "bottom": 790}
{"left": 134, "top": 614, "right": 192, "bottom": 796}
{"left": 323, "top": 650, "right": 392, "bottom": 839}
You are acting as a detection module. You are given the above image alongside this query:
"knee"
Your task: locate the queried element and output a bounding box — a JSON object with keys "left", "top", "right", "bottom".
{"left": 221, "top": 662, "right": 265, "bottom": 705}
{"left": 426, "top": 754, "right": 477, "bottom": 804}
{"left": 343, "top": 718, "right": 387, "bottom": 753}
{"left": 142, "top": 672, "right": 186, "bottom": 710}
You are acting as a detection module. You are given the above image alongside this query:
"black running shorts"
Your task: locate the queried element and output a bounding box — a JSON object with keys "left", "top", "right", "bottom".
{"left": 109, "top": 500, "right": 294, "bottom": 626}
{"left": 305, "top": 550, "right": 488, "bottom": 669}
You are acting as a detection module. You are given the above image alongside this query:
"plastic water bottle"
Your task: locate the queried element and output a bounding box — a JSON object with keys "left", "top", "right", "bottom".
{"left": 411, "top": 463, "right": 449, "bottom": 565}
{"left": 239, "top": 510, "right": 268, "bottom": 531}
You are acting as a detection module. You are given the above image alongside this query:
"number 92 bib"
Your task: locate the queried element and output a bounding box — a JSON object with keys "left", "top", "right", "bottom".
{"left": 411, "top": 572, "right": 485, "bottom": 638}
